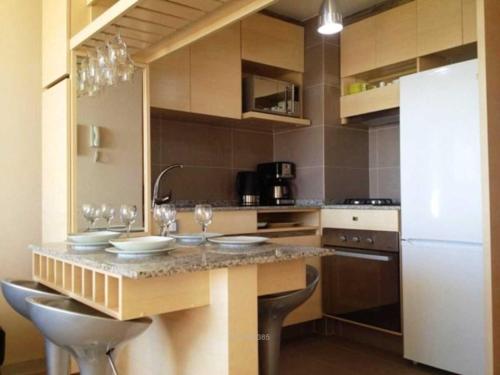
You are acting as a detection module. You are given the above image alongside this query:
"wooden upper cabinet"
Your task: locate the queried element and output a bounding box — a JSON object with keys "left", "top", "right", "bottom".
{"left": 462, "top": 0, "right": 477, "bottom": 44}
{"left": 190, "top": 23, "right": 241, "bottom": 119}
{"left": 340, "top": 17, "right": 376, "bottom": 77}
{"left": 42, "top": 0, "right": 69, "bottom": 88}
{"left": 242, "top": 13, "right": 304, "bottom": 72}
{"left": 417, "top": 0, "right": 463, "bottom": 56}
{"left": 150, "top": 48, "right": 190, "bottom": 112}
{"left": 375, "top": 2, "right": 417, "bottom": 68}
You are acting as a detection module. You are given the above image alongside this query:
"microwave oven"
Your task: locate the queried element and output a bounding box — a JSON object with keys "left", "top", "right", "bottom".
{"left": 243, "top": 75, "right": 301, "bottom": 117}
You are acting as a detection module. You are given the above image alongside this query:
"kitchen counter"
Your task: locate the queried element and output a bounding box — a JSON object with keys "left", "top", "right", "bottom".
{"left": 31, "top": 240, "right": 331, "bottom": 374}
{"left": 30, "top": 242, "right": 334, "bottom": 279}
{"left": 322, "top": 204, "right": 401, "bottom": 210}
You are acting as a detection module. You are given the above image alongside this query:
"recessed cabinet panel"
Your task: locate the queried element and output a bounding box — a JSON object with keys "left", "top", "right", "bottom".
{"left": 462, "top": 0, "right": 477, "bottom": 44}
{"left": 375, "top": 2, "right": 417, "bottom": 68}
{"left": 42, "top": 0, "right": 69, "bottom": 87}
{"left": 417, "top": 0, "right": 463, "bottom": 56}
{"left": 190, "top": 23, "right": 241, "bottom": 119}
{"left": 150, "top": 47, "right": 190, "bottom": 111}
{"left": 242, "top": 13, "right": 304, "bottom": 72}
{"left": 340, "top": 17, "right": 376, "bottom": 77}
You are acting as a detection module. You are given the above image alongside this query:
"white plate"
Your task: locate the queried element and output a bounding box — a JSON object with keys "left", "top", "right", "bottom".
{"left": 110, "top": 236, "right": 175, "bottom": 251}
{"left": 171, "top": 233, "right": 222, "bottom": 243}
{"left": 69, "top": 242, "right": 109, "bottom": 251}
{"left": 67, "top": 231, "right": 121, "bottom": 244}
{"left": 208, "top": 236, "right": 269, "bottom": 248}
{"left": 105, "top": 246, "right": 176, "bottom": 257}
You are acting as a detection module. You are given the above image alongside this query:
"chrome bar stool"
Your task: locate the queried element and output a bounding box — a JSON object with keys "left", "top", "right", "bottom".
{"left": 27, "top": 296, "right": 152, "bottom": 375}
{"left": 1, "top": 280, "right": 70, "bottom": 375}
{"left": 258, "top": 265, "right": 320, "bottom": 375}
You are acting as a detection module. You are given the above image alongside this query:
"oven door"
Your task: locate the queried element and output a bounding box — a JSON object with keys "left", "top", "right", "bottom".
{"left": 322, "top": 247, "right": 401, "bottom": 333}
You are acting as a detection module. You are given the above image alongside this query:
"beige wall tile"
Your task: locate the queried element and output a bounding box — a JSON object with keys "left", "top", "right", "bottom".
{"left": 304, "top": 44, "right": 324, "bottom": 88}
{"left": 324, "top": 43, "right": 340, "bottom": 88}
{"left": 303, "top": 85, "right": 325, "bottom": 126}
{"left": 325, "top": 167, "right": 370, "bottom": 202}
{"left": 375, "top": 126, "right": 400, "bottom": 167}
{"left": 325, "top": 126, "right": 369, "bottom": 169}
{"left": 233, "top": 130, "right": 273, "bottom": 170}
{"left": 160, "top": 121, "right": 232, "bottom": 167}
{"left": 304, "top": 17, "right": 324, "bottom": 48}
{"left": 293, "top": 166, "right": 325, "bottom": 200}
{"left": 274, "top": 127, "right": 324, "bottom": 167}
{"left": 376, "top": 167, "right": 400, "bottom": 201}
{"left": 324, "top": 85, "right": 341, "bottom": 126}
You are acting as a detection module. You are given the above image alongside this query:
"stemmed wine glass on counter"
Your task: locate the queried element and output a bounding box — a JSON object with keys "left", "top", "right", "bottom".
{"left": 82, "top": 204, "right": 101, "bottom": 231}
{"left": 153, "top": 204, "right": 177, "bottom": 237}
{"left": 120, "top": 204, "right": 137, "bottom": 237}
{"left": 194, "top": 204, "right": 213, "bottom": 243}
{"left": 100, "top": 203, "right": 115, "bottom": 230}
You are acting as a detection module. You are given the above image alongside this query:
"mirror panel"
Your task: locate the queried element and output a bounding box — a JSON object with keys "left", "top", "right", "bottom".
{"left": 74, "top": 64, "right": 147, "bottom": 232}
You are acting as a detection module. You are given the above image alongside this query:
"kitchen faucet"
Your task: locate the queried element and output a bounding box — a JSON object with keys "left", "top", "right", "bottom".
{"left": 152, "top": 164, "right": 184, "bottom": 207}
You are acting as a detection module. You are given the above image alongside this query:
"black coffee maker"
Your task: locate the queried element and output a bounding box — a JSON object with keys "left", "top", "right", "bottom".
{"left": 236, "top": 171, "right": 260, "bottom": 206}
{"left": 257, "top": 162, "right": 296, "bottom": 206}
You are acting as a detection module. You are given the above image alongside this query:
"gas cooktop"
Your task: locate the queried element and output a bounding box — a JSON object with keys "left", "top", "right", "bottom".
{"left": 343, "top": 198, "right": 396, "bottom": 206}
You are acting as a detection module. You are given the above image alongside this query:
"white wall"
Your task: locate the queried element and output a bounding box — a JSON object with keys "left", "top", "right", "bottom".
{"left": 0, "top": 0, "right": 45, "bottom": 366}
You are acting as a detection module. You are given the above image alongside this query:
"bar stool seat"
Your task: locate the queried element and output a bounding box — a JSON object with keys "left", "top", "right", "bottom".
{"left": 1, "top": 280, "right": 70, "bottom": 375}
{"left": 258, "top": 265, "right": 320, "bottom": 375}
{"left": 27, "top": 296, "right": 152, "bottom": 375}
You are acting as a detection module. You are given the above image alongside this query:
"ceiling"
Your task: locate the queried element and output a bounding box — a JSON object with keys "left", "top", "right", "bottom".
{"left": 268, "top": 0, "right": 388, "bottom": 21}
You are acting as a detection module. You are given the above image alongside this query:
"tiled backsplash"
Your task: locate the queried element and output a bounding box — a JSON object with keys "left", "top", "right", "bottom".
{"left": 151, "top": 115, "right": 273, "bottom": 201}
{"left": 369, "top": 125, "right": 401, "bottom": 201}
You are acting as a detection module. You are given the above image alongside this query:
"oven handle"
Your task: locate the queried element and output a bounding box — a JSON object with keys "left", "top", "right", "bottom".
{"left": 335, "top": 250, "right": 391, "bottom": 262}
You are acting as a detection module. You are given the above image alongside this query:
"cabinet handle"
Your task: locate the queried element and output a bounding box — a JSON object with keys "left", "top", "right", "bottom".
{"left": 352, "top": 216, "right": 359, "bottom": 221}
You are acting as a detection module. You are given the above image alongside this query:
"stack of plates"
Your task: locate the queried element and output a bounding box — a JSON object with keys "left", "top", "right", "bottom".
{"left": 208, "top": 236, "right": 269, "bottom": 248}
{"left": 67, "top": 231, "right": 122, "bottom": 251}
{"left": 106, "top": 236, "right": 176, "bottom": 257}
{"left": 171, "top": 233, "right": 222, "bottom": 244}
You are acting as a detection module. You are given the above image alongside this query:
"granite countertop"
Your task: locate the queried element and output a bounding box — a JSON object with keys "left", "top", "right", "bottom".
{"left": 31, "top": 243, "right": 335, "bottom": 279}
{"left": 173, "top": 200, "right": 400, "bottom": 212}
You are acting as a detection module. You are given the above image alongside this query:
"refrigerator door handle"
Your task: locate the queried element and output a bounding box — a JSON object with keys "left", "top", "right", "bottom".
{"left": 403, "top": 238, "right": 482, "bottom": 247}
{"left": 335, "top": 251, "right": 391, "bottom": 262}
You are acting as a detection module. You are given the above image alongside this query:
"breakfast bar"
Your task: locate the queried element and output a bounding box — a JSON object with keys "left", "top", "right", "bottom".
{"left": 31, "top": 242, "right": 334, "bottom": 374}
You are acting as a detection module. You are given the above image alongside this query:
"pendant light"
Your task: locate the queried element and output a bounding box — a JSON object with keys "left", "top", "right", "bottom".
{"left": 317, "top": 0, "right": 343, "bottom": 35}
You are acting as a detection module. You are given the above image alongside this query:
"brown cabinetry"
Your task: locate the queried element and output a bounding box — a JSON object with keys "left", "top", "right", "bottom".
{"left": 150, "top": 48, "right": 190, "bottom": 112}
{"left": 242, "top": 13, "right": 304, "bottom": 73}
{"left": 340, "top": 17, "right": 376, "bottom": 77}
{"left": 42, "top": 0, "right": 69, "bottom": 88}
{"left": 417, "top": 0, "right": 463, "bottom": 56}
{"left": 190, "top": 23, "right": 241, "bottom": 119}
{"left": 375, "top": 2, "right": 417, "bottom": 67}
{"left": 462, "top": 0, "right": 477, "bottom": 44}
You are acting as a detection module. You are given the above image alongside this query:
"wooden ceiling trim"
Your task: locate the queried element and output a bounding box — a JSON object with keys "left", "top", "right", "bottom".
{"left": 140, "top": 0, "right": 206, "bottom": 20}
{"left": 115, "top": 16, "right": 177, "bottom": 35}
{"left": 127, "top": 7, "right": 189, "bottom": 28}
{"left": 107, "top": 25, "right": 164, "bottom": 43}
{"left": 168, "top": 0, "right": 224, "bottom": 12}
{"left": 133, "top": 0, "right": 277, "bottom": 63}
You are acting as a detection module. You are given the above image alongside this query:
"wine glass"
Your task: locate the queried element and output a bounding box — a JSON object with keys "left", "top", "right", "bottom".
{"left": 162, "top": 204, "right": 176, "bottom": 237}
{"left": 100, "top": 204, "right": 115, "bottom": 230}
{"left": 194, "top": 204, "right": 213, "bottom": 243}
{"left": 120, "top": 204, "right": 137, "bottom": 237}
{"left": 153, "top": 205, "right": 167, "bottom": 236}
{"left": 82, "top": 203, "right": 99, "bottom": 231}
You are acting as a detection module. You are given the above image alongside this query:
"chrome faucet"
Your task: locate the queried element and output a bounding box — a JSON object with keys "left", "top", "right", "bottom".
{"left": 152, "top": 164, "right": 184, "bottom": 207}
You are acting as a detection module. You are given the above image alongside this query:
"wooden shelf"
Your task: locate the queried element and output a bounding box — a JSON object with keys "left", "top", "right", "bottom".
{"left": 71, "top": 0, "right": 275, "bottom": 63}
{"left": 242, "top": 112, "right": 311, "bottom": 128}
{"left": 340, "top": 81, "right": 400, "bottom": 119}
{"left": 32, "top": 252, "right": 209, "bottom": 320}
{"left": 256, "top": 225, "right": 319, "bottom": 234}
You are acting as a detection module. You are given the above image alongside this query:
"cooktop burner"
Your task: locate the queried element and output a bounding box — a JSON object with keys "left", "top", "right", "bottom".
{"left": 343, "top": 198, "right": 395, "bottom": 206}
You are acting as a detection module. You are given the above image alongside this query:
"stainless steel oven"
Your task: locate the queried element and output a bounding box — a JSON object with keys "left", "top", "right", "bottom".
{"left": 322, "top": 228, "right": 401, "bottom": 334}
{"left": 243, "top": 75, "right": 301, "bottom": 117}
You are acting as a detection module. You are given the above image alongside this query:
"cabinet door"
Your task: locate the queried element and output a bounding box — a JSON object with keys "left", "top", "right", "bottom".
{"left": 417, "top": 0, "right": 462, "bottom": 56}
{"left": 340, "top": 17, "right": 376, "bottom": 77}
{"left": 42, "top": 0, "right": 69, "bottom": 88}
{"left": 241, "top": 13, "right": 304, "bottom": 72}
{"left": 42, "top": 79, "right": 69, "bottom": 242}
{"left": 150, "top": 47, "right": 190, "bottom": 111}
{"left": 462, "top": 0, "right": 477, "bottom": 44}
{"left": 190, "top": 23, "right": 241, "bottom": 119}
{"left": 375, "top": 2, "right": 417, "bottom": 68}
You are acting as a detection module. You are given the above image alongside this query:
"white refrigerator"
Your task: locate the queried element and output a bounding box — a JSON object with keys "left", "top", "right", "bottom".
{"left": 400, "top": 59, "right": 486, "bottom": 374}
